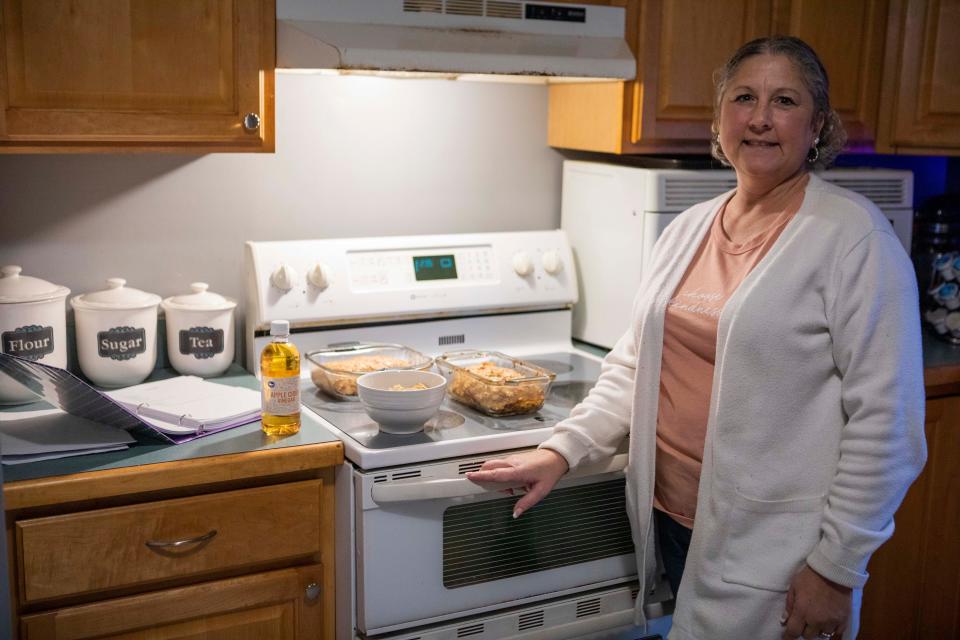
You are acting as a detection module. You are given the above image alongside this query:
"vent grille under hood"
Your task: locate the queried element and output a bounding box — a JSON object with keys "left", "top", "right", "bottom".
{"left": 277, "top": 0, "right": 636, "bottom": 80}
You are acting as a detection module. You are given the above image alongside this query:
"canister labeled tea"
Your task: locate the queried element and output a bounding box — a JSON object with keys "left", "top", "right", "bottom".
{"left": 161, "top": 282, "right": 237, "bottom": 377}
{"left": 71, "top": 278, "right": 160, "bottom": 387}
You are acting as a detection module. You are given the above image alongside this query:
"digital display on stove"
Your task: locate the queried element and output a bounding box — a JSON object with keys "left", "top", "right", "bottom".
{"left": 413, "top": 254, "right": 458, "bottom": 281}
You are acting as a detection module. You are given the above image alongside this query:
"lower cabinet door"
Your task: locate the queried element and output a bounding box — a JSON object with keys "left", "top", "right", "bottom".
{"left": 19, "top": 564, "right": 323, "bottom": 640}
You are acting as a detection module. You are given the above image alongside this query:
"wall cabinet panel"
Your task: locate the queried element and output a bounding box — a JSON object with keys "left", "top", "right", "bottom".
{"left": 860, "top": 395, "right": 960, "bottom": 638}
{"left": 0, "top": 0, "right": 275, "bottom": 152}
{"left": 549, "top": 0, "right": 932, "bottom": 154}
{"left": 876, "top": 0, "right": 960, "bottom": 154}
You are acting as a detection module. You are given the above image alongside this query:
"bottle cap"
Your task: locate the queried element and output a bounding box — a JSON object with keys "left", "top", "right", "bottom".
{"left": 270, "top": 320, "right": 290, "bottom": 337}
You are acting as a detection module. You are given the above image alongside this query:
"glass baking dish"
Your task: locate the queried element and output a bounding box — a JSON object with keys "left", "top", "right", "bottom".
{"left": 305, "top": 343, "right": 434, "bottom": 399}
{"left": 436, "top": 350, "right": 556, "bottom": 416}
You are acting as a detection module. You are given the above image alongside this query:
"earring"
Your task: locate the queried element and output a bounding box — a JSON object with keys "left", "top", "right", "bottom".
{"left": 807, "top": 137, "right": 820, "bottom": 164}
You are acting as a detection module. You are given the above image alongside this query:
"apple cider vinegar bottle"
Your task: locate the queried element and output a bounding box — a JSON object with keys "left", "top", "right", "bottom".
{"left": 260, "top": 320, "right": 301, "bottom": 436}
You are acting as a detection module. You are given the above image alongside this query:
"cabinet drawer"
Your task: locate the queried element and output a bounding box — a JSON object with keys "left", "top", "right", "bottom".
{"left": 16, "top": 480, "right": 322, "bottom": 604}
{"left": 20, "top": 564, "right": 323, "bottom": 640}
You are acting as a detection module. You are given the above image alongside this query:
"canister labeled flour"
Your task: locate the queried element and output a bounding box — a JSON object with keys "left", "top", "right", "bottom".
{"left": 0, "top": 266, "right": 70, "bottom": 404}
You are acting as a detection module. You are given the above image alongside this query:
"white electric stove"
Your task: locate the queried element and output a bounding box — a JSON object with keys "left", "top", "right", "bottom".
{"left": 244, "top": 231, "right": 671, "bottom": 640}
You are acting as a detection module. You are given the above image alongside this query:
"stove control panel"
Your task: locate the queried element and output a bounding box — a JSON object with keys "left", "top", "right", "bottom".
{"left": 347, "top": 245, "right": 497, "bottom": 290}
{"left": 245, "top": 230, "right": 578, "bottom": 328}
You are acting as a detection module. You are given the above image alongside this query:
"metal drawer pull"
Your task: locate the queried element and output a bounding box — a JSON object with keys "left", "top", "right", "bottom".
{"left": 145, "top": 529, "right": 218, "bottom": 549}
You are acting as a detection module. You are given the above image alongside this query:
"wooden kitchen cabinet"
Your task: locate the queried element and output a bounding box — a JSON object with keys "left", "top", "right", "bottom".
{"left": 17, "top": 481, "right": 321, "bottom": 603}
{"left": 548, "top": 0, "right": 888, "bottom": 154}
{"left": 875, "top": 0, "right": 960, "bottom": 154}
{"left": 4, "top": 443, "right": 342, "bottom": 640}
{"left": 0, "top": 0, "right": 275, "bottom": 152}
{"left": 19, "top": 565, "right": 324, "bottom": 640}
{"left": 777, "top": 0, "right": 888, "bottom": 147}
{"left": 860, "top": 393, "right": 960, "bottom": 638}
{"left": 549, "top": 0, "right": 765, "bottom": 154}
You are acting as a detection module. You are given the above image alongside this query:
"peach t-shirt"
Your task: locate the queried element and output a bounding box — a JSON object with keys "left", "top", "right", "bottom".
{"left": 654, "top": 182, "right": 806, "bottom": 528}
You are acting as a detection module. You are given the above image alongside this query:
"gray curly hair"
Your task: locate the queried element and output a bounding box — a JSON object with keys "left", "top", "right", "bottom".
{"left": 710, "top": 36, "right": 847, "bottom": 171}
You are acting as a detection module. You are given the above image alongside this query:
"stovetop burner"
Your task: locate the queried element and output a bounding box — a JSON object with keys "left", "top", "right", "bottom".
{"left": 300, "top": 351, "right": 602, "bottom": 467}
{"left": 520, "top": 358, "right": 575, "bottom": 375}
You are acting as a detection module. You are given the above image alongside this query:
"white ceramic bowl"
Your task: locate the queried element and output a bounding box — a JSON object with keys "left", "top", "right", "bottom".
{"left": 357, "top": 370, "right": 447, "bottom": 434}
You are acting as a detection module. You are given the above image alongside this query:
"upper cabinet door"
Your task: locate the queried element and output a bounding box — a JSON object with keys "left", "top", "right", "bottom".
{"left": 0, "top": 0, "right": 275, "bottom": 152}
{"left": 876, "top": 0, "right": 960, "bottom": 154}
{"left": 548, "top": 0, "right": 770, "bottom": 154}
{"left": 627, "top": 0, "right": 771, "bottom": 151}
{"left": 548, "top": 0, "right": 890, "bottom": 154}
{"left": 775, "top": 0, "right": 888, "bottom": 148}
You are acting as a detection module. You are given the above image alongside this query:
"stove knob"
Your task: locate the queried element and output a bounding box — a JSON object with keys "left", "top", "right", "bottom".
{"left": 270, "top": 264, "right": 298, "bottom": 292}
{"left": 541, "top": 250, "right": 563, "bottom": 275}
{"left": 308, "top": 263, "right": 332, "bottom": 290}
{"left": 512, "top": 252, "right": 534, "bottom": 277}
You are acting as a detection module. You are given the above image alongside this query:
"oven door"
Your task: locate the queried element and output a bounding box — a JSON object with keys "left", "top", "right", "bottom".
{"left": 355, "top": 453, "right": 637, "bottom": 635}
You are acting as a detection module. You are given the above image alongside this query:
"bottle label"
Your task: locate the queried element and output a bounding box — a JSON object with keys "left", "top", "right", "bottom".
{"left": 262, "top": 375, "right": 300, "bottom": 416}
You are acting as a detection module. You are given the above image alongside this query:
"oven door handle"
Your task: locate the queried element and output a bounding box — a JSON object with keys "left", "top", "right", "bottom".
{"left": 370, "top": 453, "right": 629, "bottom": 504}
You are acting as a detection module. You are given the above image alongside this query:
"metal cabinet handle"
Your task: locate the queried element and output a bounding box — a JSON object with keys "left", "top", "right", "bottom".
{"left": 145, "top": 529, "right": 218, "bottom": 549}
{"left": 242, "top": 113, "right": 261, "bottom": 131}
{"left": 305, "top": 582, "right": 321, "bottom": 601}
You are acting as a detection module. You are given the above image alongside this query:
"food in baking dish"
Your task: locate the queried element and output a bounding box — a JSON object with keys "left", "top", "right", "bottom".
{"left": 306, "top": 344, "right": 433, "bottom": 399}
{"left": 437, "top": 351, "right": 555, "bottom": 416}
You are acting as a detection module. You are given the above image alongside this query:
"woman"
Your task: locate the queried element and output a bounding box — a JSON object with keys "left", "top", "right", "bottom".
{"left": 467, "top": 37, "right": 926, "bottom": 640}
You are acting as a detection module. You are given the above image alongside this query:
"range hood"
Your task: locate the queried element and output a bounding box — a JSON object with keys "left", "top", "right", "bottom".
{"left": 277, "top": 0, "right": 636, "bottom": 81}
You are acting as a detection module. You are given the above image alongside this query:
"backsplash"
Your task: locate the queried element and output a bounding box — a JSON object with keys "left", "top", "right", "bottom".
{"left": 0, "top": 74, "right": 565, "bottom": 370}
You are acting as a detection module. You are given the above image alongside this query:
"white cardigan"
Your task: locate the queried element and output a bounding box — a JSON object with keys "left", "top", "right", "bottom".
{"left": 541, "top": 174, "right": 926, "bottom": 639}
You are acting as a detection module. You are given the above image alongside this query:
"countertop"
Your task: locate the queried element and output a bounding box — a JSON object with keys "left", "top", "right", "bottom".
{"left": 921, "top": 330, "right": 960, "bottom": 396}
{"left": 4, "top": 333, "right": 958, "bottom": 502}
{"left": 1, "top": 365, "right": 343, "bottom": 509}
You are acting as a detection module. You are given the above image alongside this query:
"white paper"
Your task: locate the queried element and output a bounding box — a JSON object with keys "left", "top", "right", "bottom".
{"left": 1, "top": 445, "right": 131, "bottom": 465}
{"left": 105, "top": 376, "right": 261, "bottom": 433}
{"left": 0, "top": 408, "right": 135, "bottom": 464}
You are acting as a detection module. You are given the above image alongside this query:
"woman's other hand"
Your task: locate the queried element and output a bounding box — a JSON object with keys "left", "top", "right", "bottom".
{"left": 465, "top": 449, "right": 569, "bottom": 519}
{"left": 780, "top": 564, "right": 852, "bottom": 639}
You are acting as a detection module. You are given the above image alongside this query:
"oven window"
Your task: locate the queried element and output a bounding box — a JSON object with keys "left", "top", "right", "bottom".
{"left": 442, "top": 479, "right": 633, "bottom": 588}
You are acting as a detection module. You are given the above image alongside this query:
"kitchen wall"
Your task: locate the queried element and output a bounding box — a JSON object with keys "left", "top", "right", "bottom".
{"left": 0, "top": 74, "right": 564, "bottom": 310}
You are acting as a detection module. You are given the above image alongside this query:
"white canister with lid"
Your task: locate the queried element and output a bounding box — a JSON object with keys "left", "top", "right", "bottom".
{"left": 161, "top": 282, "right": 237, "bottom": 377}
{"left": 0, "top": 266, "right": 71, "bottom": 404}
{"left": 71, "top": 278, "right": 161, "bottom": 388}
